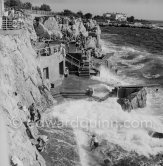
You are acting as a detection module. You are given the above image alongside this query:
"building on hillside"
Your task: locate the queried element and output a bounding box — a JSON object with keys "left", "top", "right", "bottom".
{"left": 115, "top": 13, "right": 127, "bottom": 22}
{"left": 103, "top": 12, "right": 127, "bottom": 22}
{"left": 103, "top": 13, "right": 112, "bottom": 18}
{"left": 36, "top": 42, "right": 66, "bottom": 88}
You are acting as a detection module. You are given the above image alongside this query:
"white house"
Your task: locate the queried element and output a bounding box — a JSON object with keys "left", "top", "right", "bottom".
{"left": 103, "top": 13, "right": 112, "bottom": 18}
{"left": 115, "top": 13, "right": 127, "bottom": 22}
{"left": 103, "top": 12, "right": 127, "bottom": 22}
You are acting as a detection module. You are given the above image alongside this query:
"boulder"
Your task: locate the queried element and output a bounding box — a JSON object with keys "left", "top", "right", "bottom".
{"left": 117, "top": 87, "right": 147, "bottom": 112}
{"left": 86, "top": 37, "right": 97, "bottom": 49}
{"left": 44, "top": 17, "right": 63, "bottom": 39}
{"left": 34, "top": 22, "right": 51, "bottom": 39}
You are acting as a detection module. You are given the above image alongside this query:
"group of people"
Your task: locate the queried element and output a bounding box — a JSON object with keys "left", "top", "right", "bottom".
{"left": 3, "top": 8, "right": 25, "bottom": 30}
{"left": 27, "top": 103, "right": 49, "bottom": 152}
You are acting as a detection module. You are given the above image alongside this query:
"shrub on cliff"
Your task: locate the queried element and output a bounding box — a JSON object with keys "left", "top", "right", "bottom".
{"left": 22, "top": 2, "right": 32, "bottom": 9}
{"left": 84, "top": 13, "right": 93, "bottom": 19}
{"left": 40, "top": 4, "right": 51, "bottom": 11}
{"left": 5, "top": 0, "right": 22, "bottom": 8}
{"left": 77, "top": 11, "right": 84, "bottom": 18}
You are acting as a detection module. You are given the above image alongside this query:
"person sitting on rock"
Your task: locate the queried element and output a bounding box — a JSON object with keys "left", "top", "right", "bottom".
{"left": 90, "top": 134, "right": 99, "bottom": 151}
{"left": 35, "top": 109, "right": 41, "bottom": 123}
{"left": 36, "top": 137, "right": 46, "bottom": 152}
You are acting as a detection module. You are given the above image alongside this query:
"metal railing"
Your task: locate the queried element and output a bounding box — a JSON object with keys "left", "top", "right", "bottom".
{"left": 36, "top": 45, "right": 61, "bottom": 57}
{"left": 66, "top": 54, "right": 81, "bottom": 68}
{"left": 36, "top": 47, "right": 51, "bottom": 57}
{"left": 23, "top": 9, "right": 54, "bottom": 16}
{"left": 1, "top": 18, "right": 24, "bottom": 30}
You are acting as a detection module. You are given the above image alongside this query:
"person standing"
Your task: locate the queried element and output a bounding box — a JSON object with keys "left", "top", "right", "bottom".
{"left": 28, "top": 103, "right": 36, "bottom": 122}
{"left": 90, "top": 134, "right": 99, "bottom": 151}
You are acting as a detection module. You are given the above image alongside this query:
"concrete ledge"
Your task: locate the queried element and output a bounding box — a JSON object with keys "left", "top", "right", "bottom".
{"left": 0, "top": 29, "right": 24, "bottom": 36}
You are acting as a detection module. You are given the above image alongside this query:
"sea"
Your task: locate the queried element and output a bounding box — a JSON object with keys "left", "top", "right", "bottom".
{"left": 48, "top": 23, "right": 163, "bottom": 165}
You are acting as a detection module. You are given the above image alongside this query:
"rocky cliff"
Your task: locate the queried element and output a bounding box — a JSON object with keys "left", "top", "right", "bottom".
{"left": 117, "top": 88, "right": 147, "bottom": 112}
{"left": 0, "top": 29, "right": 48, "bottom": 166}
{"left": 0, "top": 12, "right": 82, "bottom": 164}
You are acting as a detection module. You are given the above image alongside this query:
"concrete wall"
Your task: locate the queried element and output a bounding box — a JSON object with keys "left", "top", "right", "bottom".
{"left": 38, "top": 50, "right": 65, "bottom": 86}
{"left": 117, "top": 87, "right": 142, "bottom": 99}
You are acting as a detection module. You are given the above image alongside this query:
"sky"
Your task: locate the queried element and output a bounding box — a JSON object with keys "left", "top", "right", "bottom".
{"left": 23, "top": 0, "right": 163, "bottom": 20}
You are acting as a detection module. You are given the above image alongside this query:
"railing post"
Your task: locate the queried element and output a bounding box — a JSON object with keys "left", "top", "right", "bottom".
{"left": 6, "top": 17, "right": 7, "bottom": 30}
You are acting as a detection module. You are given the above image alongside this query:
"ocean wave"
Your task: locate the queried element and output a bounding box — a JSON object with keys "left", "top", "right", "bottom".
{"left": 48, "top": 97, "right": 163, "bottom": 157}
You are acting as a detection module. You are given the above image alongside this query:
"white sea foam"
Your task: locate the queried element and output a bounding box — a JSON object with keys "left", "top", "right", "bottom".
{"left": 48, "top": 97, "right": 163, "bottom": 158}
{"left": 46, "top": 38, "right": 163, "bottom": 165}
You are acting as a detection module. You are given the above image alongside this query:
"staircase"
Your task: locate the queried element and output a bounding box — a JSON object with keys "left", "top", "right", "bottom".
{"left": 78, "top": 60, "right": 90, "bottom": 77}
{"left": 65, "top": 54, "right": 90, "bottom": 77}
{"left": 66, "top": 54, "right": 81, "bottom": 68}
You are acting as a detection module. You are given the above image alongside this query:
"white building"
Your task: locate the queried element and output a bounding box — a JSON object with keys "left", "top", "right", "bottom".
{"left": 115, "top": 13, "right": 127, "bottom": 22}
{"left": 103, "top": 13, "right": 112, "bottom": 18}
{"left": 103, "top": 12, "right": 127, "bottom": 22}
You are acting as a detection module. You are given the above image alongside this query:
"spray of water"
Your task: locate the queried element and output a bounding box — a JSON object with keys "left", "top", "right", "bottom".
{"left": 46, "top": 38, "right": 163, "bottom": 165}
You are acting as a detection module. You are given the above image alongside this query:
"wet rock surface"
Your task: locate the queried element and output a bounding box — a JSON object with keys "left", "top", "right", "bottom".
{"left": 96, "top": 141, "right": 163, "bottom": 166}
{"left": 38, "top": 125, "right": 81, "bottom": 166}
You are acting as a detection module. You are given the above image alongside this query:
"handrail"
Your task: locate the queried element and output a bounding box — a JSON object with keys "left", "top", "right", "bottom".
{"left": 66, "top": 54, "right": 81, "bottom": 67}
{"left": 66, "top": 54, "right": 80, "bottom": 64}
{"left": 23, "top": 9, "right": 54, "bottom": 16}
{"left": 35, "top": 47, "right": 52, "bottom": 57}
{"left": 35, "top": 45, "right": 61, "bottom": 57}
{"left": 66, "top": 58, "right": 81, "bottom": 68}
{"left": 4, "top": 7, "right": 55, "bottom": 16}
{"left": 1, "top": 18, "right": 24, "bottom": 30}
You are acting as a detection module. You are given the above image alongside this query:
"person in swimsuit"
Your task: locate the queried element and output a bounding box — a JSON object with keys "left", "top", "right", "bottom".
{"left": 90, "top": 134, "right": 99, "bottom": 151}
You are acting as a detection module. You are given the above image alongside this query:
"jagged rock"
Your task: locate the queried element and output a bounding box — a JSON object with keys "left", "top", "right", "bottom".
{"left": 117, "top": 88, "right": 147, "bottom": 112}
{"left": 86, "top": 36, "right": 97, "bottom": 49}
{"left": 34, "top": 22, "right": 51, "bottom": 39}
{"left": 24, "top": 15, "right": 37, "bottom": 43}
{"left": 0, "top": 29, "right": 55, "bottom": 166}
{"left": 72, "top": 19, "right": 88, "bottom": 37}
{"left": 44, "top": 17, "right": 63, "bottom": 39}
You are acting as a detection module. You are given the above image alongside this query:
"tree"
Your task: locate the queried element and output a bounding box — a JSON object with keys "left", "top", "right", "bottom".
{"left": 40, "top": 4, "right": 51, "bottom": 11}
{"left": 23, "top": 2, "right": 32, "bottom": 9}
{"left": 32, "top": 6, "right": 40, "bottom": 10}
{"left": 77, "top": 11, "right": 83, "bottom": 18}
{"left": 5, "top": 0, "right": 22, "bottom": 8}
{"left": 84, "top": 13, "right": 92, "bottom": 19}
{"left": 127, "top": 16, "right": 135, "bottom": 22}
{"left": 63, "top": 9, "right": 73, "bottom": 16}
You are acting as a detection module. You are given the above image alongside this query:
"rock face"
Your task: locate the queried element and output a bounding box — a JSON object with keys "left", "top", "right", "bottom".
{"left": 0, "top": 29, "right": 55, "bottom": 166}
{"left": 24, "top": 15, "right": 38, "bottom": 42}
{"left": 44, "top": 17, "right": 63, "bottom": 39}
{"left": 117, "top": 87, "right": 147, "bottom": 112}
{"left": 34, "top": 22, "right": 51, "bottom": 39}
{"left": 72, "top": 19, "right": 88, "bottom": 37}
